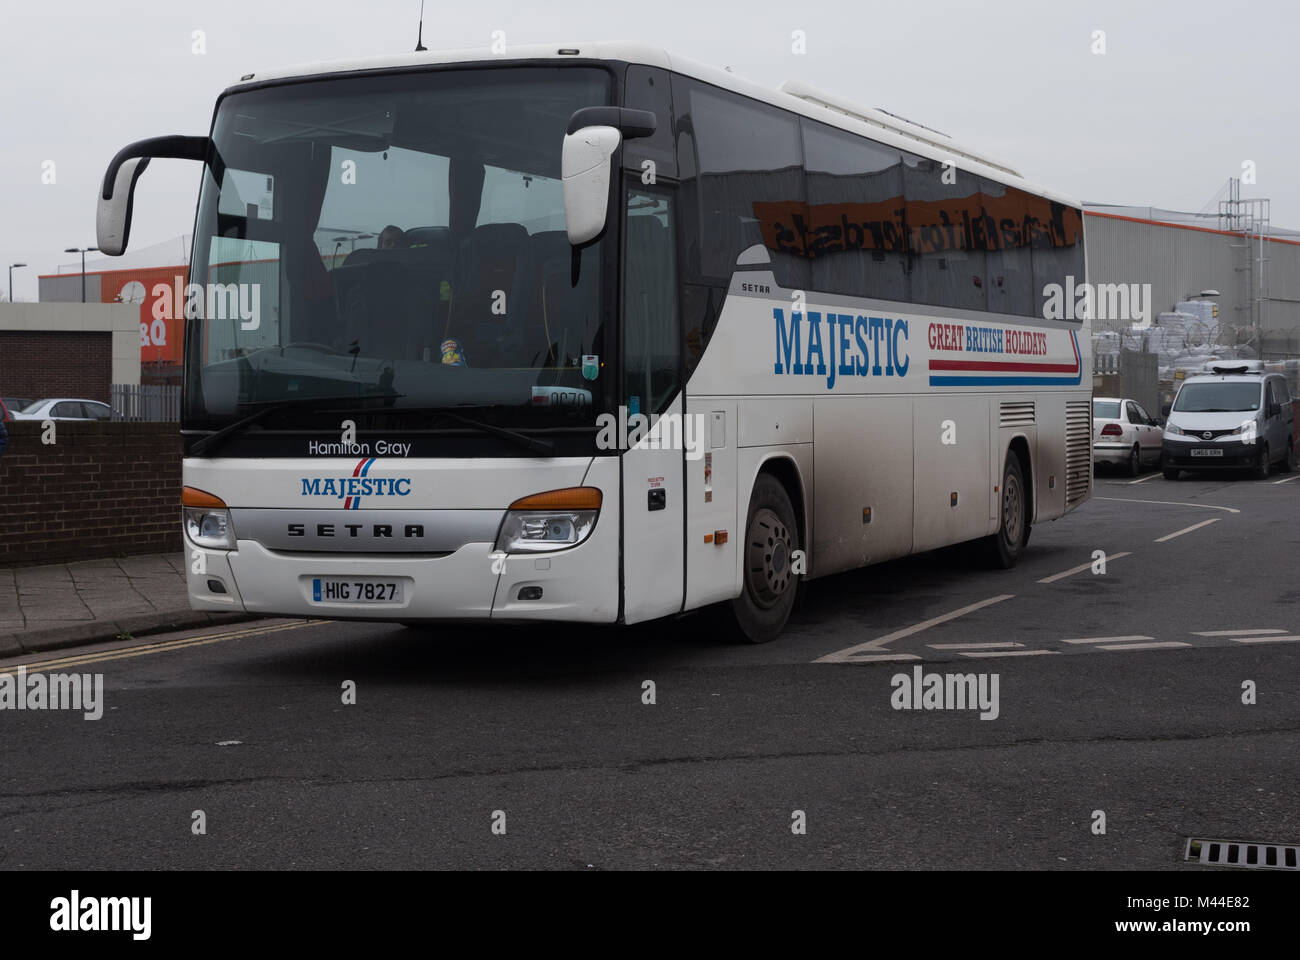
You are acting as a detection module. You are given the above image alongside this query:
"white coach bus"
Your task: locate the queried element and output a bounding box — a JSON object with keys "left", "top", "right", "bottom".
{"left": 96, "top": 43, "right": 1091, "bottom": 643}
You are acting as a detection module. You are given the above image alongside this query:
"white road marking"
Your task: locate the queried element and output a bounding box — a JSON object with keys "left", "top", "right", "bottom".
{"left": 1037, "top": 551, "right": 1132, "bottom": 583}
{"left": 1193, "top": 628, "right": 1287, "bottom": 636}
{"left": 1100, "top": 641, "right": 1192, "bottom": 651}
{"left": 1060, "top": 635, "right": 1154, "bottom": 644}
{"left": 835, "top": 654, "right": 922, "bottom": 662}
{"left": 960, "top": 649, "right": 1059, "bottom": 658}
{"left": 1129, "top": 473, "right": 1160, "bottom": 484}
{"left": 1273, "top": 474, "right": 1300, "bottom": 484}
{"left": 928, "top": 641, "right": 1024, "bottom": 649}
{"left": 1154, "top": 517, "right": 1221, "bottom": 542}
{"left": 1231, "top": 635, "right": 1300, "bottom": 644}
{"left": 813, "top": 594, "right": 1015, "bottom": 663}
{"left": 1096, "top": 497, "right": 1241, "bottom": 514}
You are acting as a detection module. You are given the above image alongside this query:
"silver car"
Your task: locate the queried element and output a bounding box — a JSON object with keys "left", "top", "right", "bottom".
{"left": 10, "top": 398, "right": 112, "bottom": 421}
{"left": 1093, "top": 397, "right": 1164, "bottom": 476}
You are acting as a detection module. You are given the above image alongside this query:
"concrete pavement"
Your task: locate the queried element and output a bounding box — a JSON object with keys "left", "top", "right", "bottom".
{"left": 0, "top": 553, "right": 249, "bottom": 656}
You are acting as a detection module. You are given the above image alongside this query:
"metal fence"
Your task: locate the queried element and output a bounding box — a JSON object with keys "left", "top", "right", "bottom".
{"left": 111, "top": 383, "right": 180, "bottom": 421}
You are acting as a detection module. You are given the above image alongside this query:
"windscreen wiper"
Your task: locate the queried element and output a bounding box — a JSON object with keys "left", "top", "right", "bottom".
{"left": 189, "top": 393, "right": 403, "bottom": 457}
{"left": 430, "top": 409, "right": 556, "bottom": 456}
{"left": 355, "top": 405, "right": 558, "bottom": 456}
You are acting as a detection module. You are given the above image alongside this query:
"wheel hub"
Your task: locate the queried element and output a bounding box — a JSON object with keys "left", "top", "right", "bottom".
{"left": 746, "top": 508, "right": 793, "bottom": 609}
{"left": 1003, "top": 473, "right": 1023, "bottom": 545}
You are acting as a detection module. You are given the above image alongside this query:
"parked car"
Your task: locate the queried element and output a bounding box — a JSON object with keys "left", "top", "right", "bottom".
{"left": 1093, "top": 396, "right": 1164, "bottom": 476}
{"left": 9, "top": 398, "right": 112, "bottom": 421}
{"left": 2, "top": 398, "right": 33, "bottom": 419}
{"left": 1162, "top": 362, "right": 1297, "bottom": 479}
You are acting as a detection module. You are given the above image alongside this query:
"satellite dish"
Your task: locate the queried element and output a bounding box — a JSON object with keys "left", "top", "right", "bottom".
{"left": 119, "top": 280, "right": 147, "bottom": 304}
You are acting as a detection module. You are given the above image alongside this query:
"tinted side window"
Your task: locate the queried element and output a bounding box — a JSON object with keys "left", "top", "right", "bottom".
{"left": 623, "top": 65, "right": 677, "bottom": 181}
{"left": 1126, "top": 402, "right": 1141, "bottom": 423}
{"left": 800, "top": 119, "right": 908, "bottom": 303}
{"left": 52, "top": 402, "right": 83, "bottom": 418}
{"left": 902, "top": 151, "right": 987, "bottom": 312}
{"left": 624, "top": 186, "right": 681, "bottom": 416}
{"left": 1029, "top": 200, "right": 1085, "bottom": 319}
{"left": 681, "top": 80, "right": 806, "bottom": 289}
{"left": 979, "top": 178, "right": 1036, "bottom": 317}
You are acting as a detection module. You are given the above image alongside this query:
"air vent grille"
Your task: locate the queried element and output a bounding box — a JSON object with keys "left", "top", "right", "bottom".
{"left": 1065, "top": 400, "right": 1092, "bottom": 506}
{"left": 1000, "top": 401, "right": 1036, "bottom": 427}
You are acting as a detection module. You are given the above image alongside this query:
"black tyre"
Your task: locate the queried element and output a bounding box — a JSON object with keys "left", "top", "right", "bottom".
{"left": 731, "top": 474, "right": 801, "bottom": 644}
{"left": 983, "top": 452, "right": 1027, "bottom": 568}
{"left": 1163, "top": 466, "right": 1180, "bottom": 481}
{"left": 1126, "top": 444, "right": 1141, "bottom": 477}
{"left": 1281, "top": 439, "right": 1296, "bottom": 474}
{"left": 1254, "top": 443, "right": 1270, "bottom": 480}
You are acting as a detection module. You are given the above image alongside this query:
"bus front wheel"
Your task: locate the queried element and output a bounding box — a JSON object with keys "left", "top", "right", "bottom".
{"left": 984, "top": 453, "right": 1027, "bottom": 569}
{"left": 731, "top": 474, "right": 800, "bottom": 644}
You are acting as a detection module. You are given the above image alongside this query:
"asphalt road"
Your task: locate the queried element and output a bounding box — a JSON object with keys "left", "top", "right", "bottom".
{"left": 3, "top": 468, "right": 1298, "bottom": 870}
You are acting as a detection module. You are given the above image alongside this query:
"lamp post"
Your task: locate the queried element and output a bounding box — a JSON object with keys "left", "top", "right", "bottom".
{"left": 7, "top": 263, "right": 26, "bottom": 303}
{"left": 64, "top": 246, "right": 99, "bottom": 303}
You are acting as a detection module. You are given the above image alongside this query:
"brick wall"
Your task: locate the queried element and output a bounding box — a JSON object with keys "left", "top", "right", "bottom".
{"left": 0, "top": 421, "right": 181, "bottom": 566}
{"left": 0, "top": 331, "right": 113, "bottom": 402}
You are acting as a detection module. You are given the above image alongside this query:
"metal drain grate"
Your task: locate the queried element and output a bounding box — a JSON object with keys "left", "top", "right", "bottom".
{"left": 1185, "top": 837, "right": 1300, "bottom": 870}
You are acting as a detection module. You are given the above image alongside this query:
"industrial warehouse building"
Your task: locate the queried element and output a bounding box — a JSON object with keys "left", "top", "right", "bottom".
{"left": 1084, "top": 201, "right": 1300, "bottom": 356}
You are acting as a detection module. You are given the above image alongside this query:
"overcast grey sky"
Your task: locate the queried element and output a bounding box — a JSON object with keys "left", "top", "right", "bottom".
{"left": 2, "top": 0, "right": 1296, "bottom": 301}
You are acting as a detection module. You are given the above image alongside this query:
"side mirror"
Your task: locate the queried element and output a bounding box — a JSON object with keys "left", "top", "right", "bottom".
{"left": 97, "top": 136, "right": 210, "bottom": 255}
{"left": 562, "top": 125, "right": 622, "bottom": 247}
{"left": 562, "top": 108, "right": 656, "bottom": 247}
{"left": 1161, "top": 403, "right": 1171, "bottom": 417}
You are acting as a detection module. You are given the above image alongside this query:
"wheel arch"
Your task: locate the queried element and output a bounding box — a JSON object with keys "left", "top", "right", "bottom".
{"left": 1005, "top": 433, "right": 1034, "bottom": 525}
{"left": 748, "top": 453, "right": 808, "bottom": 568}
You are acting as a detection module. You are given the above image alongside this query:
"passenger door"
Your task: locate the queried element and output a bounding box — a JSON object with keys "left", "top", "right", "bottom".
{"left": 1265, "top": 380, "right": 1290, "bottom": 457}
{"left": 620, "top": 183, "right": 686, "bottom": 623}
{"left": 1125, "top": 402, "right": 1145, "bottom": 460}
{"left": 1131, "top": 401, "right": 1159, "bottom": 462}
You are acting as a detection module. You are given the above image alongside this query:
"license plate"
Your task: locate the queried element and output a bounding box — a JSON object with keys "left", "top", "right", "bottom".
{"left": 311, "top": 577, "right": 403, "bottom": 603}
{"left": 1190, "top": 448, "right": 1224, "bottom": 457}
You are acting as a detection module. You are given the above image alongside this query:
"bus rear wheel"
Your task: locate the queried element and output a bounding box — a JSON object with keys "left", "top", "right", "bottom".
{"left": 731, "top": 474, "right": 800, "bottom": 644}
{"left": 983, "top": 452, "right": 1027, "bottom": 569}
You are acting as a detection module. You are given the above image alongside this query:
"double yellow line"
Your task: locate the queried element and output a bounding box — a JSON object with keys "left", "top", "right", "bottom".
{"left": 1, "top": 619, "right": 325, "bottom": 675}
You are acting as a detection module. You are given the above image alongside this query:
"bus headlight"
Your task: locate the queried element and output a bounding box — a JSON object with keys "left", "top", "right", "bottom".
{"left": 182, "top": 485, "right": 235, "bottom": 550}
{"left": 185, "top": 508, "right": 234, "bottom": 549}
{"left": 494, "top": 487, "right": 601, "bottom": 554}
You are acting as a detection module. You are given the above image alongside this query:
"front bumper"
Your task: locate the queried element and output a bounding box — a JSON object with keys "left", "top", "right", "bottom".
{"left": 184, "top": 455, "right": 624, "bottom": 621}
{"left": 1162, "top": 437, "right": 1263, "bottom": 470}
{"left": 187, "top": 525, "right": 620, "bottom": 624}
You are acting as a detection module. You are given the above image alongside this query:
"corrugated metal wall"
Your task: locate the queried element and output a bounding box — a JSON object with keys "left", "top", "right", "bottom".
{"left": 1085, "top": 212, "right": 1300, "bottom": 356}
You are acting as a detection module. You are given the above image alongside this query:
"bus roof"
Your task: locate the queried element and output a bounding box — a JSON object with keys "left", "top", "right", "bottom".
{"left": 224, "top": 42, "right": 1080, "bottom": 208}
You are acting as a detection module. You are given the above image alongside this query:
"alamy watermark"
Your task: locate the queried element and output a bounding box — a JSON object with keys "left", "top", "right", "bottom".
{"left": 1042, "top": 275, "right": 1152, "bottom": 329}
{"left": 0, "top": 666, "right": 104, "bottom": 720}
{"left": 595, "top": 407, "right": 706, "bottom": 461}
{"left": 890, "top": 666, "right": 999, "bottom": 720}
{"left": 151, "top": 279, "right": 261, "bottom": 331}
{"left": 50, "top": 891, "right": 150, "bottom": 940}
